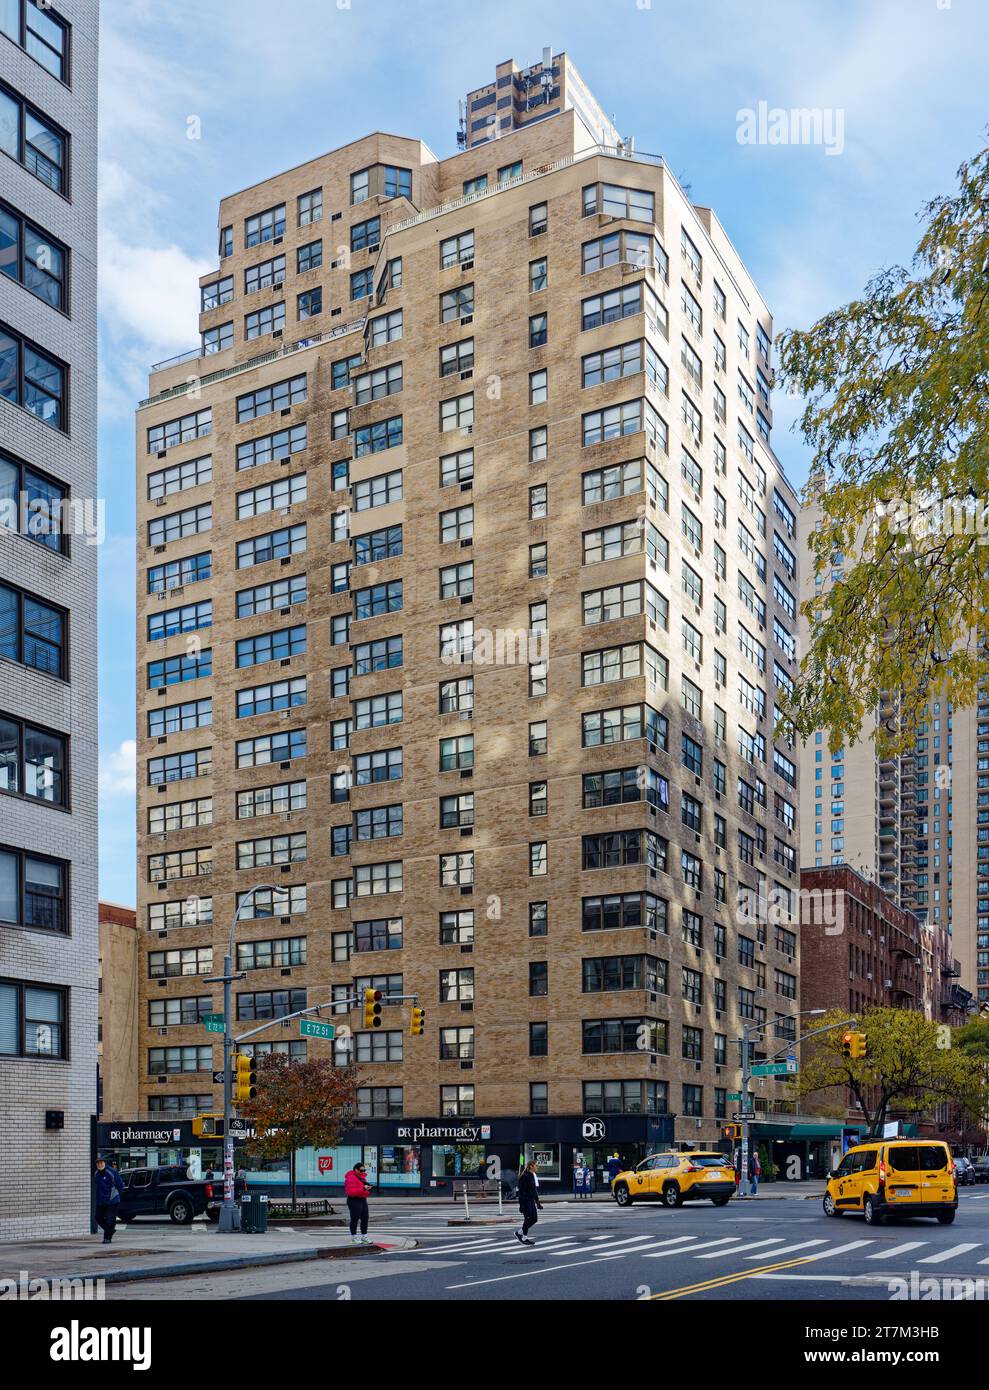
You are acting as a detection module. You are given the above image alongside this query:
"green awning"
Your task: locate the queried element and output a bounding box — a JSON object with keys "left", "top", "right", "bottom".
{"left": 751, "top": 1121, "right": 863, "bottom": 1140}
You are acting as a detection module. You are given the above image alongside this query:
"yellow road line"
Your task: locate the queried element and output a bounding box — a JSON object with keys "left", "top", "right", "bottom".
{"left": 647, "top": 1251, "right": 826, "bottom": 1300}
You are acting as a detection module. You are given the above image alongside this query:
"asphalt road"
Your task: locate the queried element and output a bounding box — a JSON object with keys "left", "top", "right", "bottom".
{"left": 108, "top": 1189, "right": 989, "bottom": 1302}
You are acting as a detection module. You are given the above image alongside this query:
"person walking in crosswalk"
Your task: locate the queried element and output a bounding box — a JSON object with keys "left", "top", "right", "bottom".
{"left": 514, "top": 1160, "right": 543, "bottom": 1245}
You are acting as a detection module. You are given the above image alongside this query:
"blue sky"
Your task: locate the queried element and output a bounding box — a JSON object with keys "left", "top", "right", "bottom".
{"left": 96, "top": 0, "right": 989, "bottom": 905}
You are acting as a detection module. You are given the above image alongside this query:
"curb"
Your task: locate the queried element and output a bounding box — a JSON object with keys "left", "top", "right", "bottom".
{"left": 28, "top": 1239, "right": 416, "bottom": 1287}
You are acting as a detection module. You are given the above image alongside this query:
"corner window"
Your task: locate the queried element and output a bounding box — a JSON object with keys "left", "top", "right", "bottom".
{"left": 0, "top": 847, "right": 67, "bottom": 933}
{"left": 0, "top": 978, "right": 66, "bottom": 1055}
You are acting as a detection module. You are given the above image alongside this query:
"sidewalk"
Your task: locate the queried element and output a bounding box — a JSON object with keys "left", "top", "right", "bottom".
{"left": 0, "top": 1223, "right": 416, "bottom": 1288}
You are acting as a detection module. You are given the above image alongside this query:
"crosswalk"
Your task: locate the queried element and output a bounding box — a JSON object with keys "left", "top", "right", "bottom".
{"left": 399, "top": 1229, "right": 989, "bottom": 1274}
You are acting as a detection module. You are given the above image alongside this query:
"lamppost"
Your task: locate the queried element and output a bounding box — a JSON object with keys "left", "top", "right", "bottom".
{"left": 206, "top": 882, "right": 289, "bottom": 1233}
{"left": 737, "top": 1008, "right": 828, "bottom": 1196}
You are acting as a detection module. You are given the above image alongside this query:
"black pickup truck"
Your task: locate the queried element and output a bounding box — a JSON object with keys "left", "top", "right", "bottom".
{"left": 117, "top": 1165, "right": 248, "bottom": 1224}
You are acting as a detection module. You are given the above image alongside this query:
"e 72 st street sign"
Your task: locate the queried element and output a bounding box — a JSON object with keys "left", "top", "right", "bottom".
{"left": 204, "top": 1020, "right": 224, "bottom": 1034}
{"left": 300, "top": 1019, "right": 335, "bottom": 1039}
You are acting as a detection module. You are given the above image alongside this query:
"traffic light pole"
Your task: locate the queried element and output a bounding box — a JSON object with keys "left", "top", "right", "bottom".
{"left": 736, "top": 1008, "right": 835, "bottom": 1197}
{"left": 206, "top": 883, "right": 289, "bottom": 1235}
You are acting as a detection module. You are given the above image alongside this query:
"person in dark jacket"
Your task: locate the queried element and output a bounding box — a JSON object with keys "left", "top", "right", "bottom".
{"left": 94, "top": 1156, "right": 124, "bottom": 1244}
{"left": 607, "top": 1153, "right": 623, "bottom": 1183}
{"left": 514, "top": 1161, "right": 543, "bottom": 1245}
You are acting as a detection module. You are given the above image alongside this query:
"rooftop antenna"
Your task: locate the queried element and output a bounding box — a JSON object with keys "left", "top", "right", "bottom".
{"left": 456, "top": 99, "right": 467, "bottom": 149}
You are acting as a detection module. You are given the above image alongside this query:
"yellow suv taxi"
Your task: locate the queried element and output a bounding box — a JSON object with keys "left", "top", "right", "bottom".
{"left": 823, "top": 1140, "right": 957, "bottom": 1226}
{"left": 611, "top": 1151, "right": 735, "bottom": 1209}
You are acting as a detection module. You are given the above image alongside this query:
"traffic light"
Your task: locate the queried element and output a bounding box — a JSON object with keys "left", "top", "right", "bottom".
{"left": 409, "top": 1005, "right": 426, "bottom": 1037}
{"left": 363, "top": 988, "right": 383, "bottom": 1029}
{"left": 842, "top": 1031, "right": 853, "bottom": 1059}
{"left": 234, "top": 1053, "right": 258, "bottom": 1104}
{"left": 722, "top": 1123, "right": 741, "bottom": 1141}
{"left": 193, "top": 1113, "right": 223, "bottom": 1138}
{"left": 842, "top": 1031, "right": 867, "bottom": 1060}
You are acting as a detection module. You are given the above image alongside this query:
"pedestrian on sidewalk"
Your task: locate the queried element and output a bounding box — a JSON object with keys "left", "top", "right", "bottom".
{"left": 749, "top": 1148, "right": 761, "bottom": 1196}
{"left": 514, "top": 1160, "right": 543, "bottom": 1245}
{"left": 607, "top": 1153, "right": 622, "bottom": 1185}
{"left": 93, "top": 1156, "right": 124, "bottom": 1244}
{"left": 344, "top": 1162, "right": 372, "bottom": 1244}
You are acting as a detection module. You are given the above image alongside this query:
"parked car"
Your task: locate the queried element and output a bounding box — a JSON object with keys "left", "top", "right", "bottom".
{"left": 972, "top": 1156, "right": 989, "bottom": 1184}
{"left": 953, "top": 1157, "right": 977, "bottom": 1187}
{"left": 117, "top": 1165, "right": 248, "bottom": 1225}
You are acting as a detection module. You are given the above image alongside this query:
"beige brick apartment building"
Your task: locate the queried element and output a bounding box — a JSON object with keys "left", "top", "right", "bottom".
{"left": 131, "top": 54, "right": 804, "bottom": 1190}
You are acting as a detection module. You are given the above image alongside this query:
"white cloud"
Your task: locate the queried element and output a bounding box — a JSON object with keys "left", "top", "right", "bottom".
{"left": 101, "top": 230, "right": 210, "bottom": 352}
{"left": 100, "top": 739, "right": 137, "bottom": 799}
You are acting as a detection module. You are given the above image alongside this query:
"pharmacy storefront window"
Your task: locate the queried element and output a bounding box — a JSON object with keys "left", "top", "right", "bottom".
{"left": 379, "top": 1144, "right": 420, "bottom": 1187}
{"left": 524, "top": 1143, "right": 561, "bottom": 1181}
{"left": 432, "top": 1143, "right": 486, "bottom": 1177}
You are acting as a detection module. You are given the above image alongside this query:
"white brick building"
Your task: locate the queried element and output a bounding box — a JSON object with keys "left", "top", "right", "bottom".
{"left": 0, "top": 0, "right": 99, "bottom": 1240}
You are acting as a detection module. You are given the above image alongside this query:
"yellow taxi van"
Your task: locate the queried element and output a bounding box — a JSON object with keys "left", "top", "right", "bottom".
{"left": 611, "top": 1151, "right": 736, "bottom": 1208}
{"left": 823, "top": 1139, "right": 957, "bottom": 1225}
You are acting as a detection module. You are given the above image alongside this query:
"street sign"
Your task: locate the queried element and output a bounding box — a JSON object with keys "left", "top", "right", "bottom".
{"left": 204, "top": 1020, "right": 224, "bottom": 1034}
{"left": 733, "top": 1111, "right": 757, "bottom": 1121}
{"left": 203, "top": 1013, "right": 223, "bottom": 1024}
{"left": 300, "top": 1019, "right": 335, "bottom": 1040}
{"left": 213, "top": 1070, "right": 226, "bottom": 1085}
{"left": 751, "top": 1060, "right": 798, "bottom": 1077}
{"left": 727, "top": 1092, "right": 742, "bottom": 1101}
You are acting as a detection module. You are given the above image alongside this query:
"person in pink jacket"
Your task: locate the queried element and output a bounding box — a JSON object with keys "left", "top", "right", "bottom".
{"left": 344, "top": 1162, "right": 373, "bottom": 1244}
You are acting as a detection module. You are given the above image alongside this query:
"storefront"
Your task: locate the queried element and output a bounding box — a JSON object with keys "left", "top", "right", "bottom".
{"left": 752, "top": 1121, "right": 866, "bottom": 1181}
{"left": 97, "top": 1114, "right": 675, "bottom": 1197}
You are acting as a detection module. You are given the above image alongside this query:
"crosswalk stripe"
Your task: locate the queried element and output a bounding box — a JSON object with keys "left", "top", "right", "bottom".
{"left": 413, "top": 1238, "right": 505, "bottom": 1254}
{"left": 916, "top": 1243, "right": 980, "bottom": 1265}
{"left": 866, "top": 1241, "right": 927, "bottom": 1260}
{"left": 644, "top": 1237, "right": 739, "bottom": 1258}
{"left": 505, "top": 1237, "right": 578, "bottom": 1255}
{"left": 550, "top": 1234, "right": 664, "bottom": 1256}
{"left": 802, "top": 1240, "right": 874, "bottom": 1259}
{"left": 694, "top": 1237, "right": 786, "bottom": 1260}
{"left": 745, "top": 1239, "right": 828, "bottom": 1259}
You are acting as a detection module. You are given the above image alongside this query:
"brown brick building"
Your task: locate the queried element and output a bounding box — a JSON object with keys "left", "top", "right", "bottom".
{"left": 132, "top": 54, "right": 802, "bottom": 1190}
{"left": 97, "top": 902, "right": 139, "bottom": 1121}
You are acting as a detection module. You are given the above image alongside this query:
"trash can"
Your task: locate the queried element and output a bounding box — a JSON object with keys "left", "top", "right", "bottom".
{"left": 240, "top": 1192, "right": 269, "bottom": 1234}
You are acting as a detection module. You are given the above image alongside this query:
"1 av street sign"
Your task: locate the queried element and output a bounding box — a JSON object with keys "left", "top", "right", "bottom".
{"left": 203, "top": 1013, "right": 223, "bottom": 1024}
{"left": 300, "top": 1019, "right": 335, "bottom": 1040}
{"left": 727, "top": 1092, "right": 742, "bottom": 1101}
{"left": 751, "top": 1059, "right": 798, "bottom": 1077}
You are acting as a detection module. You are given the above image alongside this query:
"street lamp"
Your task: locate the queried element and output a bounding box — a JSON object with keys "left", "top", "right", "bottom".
{"left": 206, "top": 882, "right": 290, "bottom": 1233}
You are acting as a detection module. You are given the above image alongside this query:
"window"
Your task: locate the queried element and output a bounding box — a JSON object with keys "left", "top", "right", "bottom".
{"left": 0, "top": 979, "right": 66, "bottom": 1057}
{"left": 297, "top": 287, "right": 321, "bottom": 321}
{"left": 201, "top": 276, "right": 233, "bottom": 311}
{"left": 0, "top": 846, "right": 67, "bottom": 932}
{"left": 245, "top": 301, "right": 286, "bottom": 340}
{"left": 237, "top": 427, "right": 307, "bottom": 476}
{"left": 441, "top": 283, "right": 474, "bottom": 323}
{"left": 0, "top": 323, "right": 66, "bottom": 428}
{"left": 463, "top": 175, "right": 487, "bottom": 197}
{"left": 147, "top": 599, "right": 211, "bottom": 643}
{"left": 529, "top": 257, "right": 547, "bottom": 292}
{"left": 0, "top": 83, "right": 67, "bottom": 191}
{"left": 0, "top": 581, "right": 65, "bottom": 678}
{"left": 582, "top": 183, "right": 654, "bottom": 221}
{"left": 354, "top": 747, "right": 403, "bottom": 785}
{"left": 2, "top": 1, "right": 68, "bottom": 79}
{"left": 236, "top": 375, "right": 307, "bottom": 424}
{"left": 354, "top": 416, "right": 403, "bottom": 457}
{"left": 291, "top": 241, "right": 323, "bottom": 279}
{"left": 147, "top": 501, "right": 212, "bottom": 547}
{"left": 245, "top": 205, "right": 286, "bottom": 247}
{"left": 582, "top": 282, "right": 642, "bottom": 331}
{"left": 235, "top": 729, "right": 306, "bottom": 770}
{"left": 244, "top": 254, "right": 285, "bottom": 295}
{"left": 529, "top": 427, "right": 547, "bottom": 462}
{"left": 498, "top": 160, "right": 522, "bottom": 183}
{"left": 0, "top": 202, "right": 67, "bottom": 310}
{"left": 367, "top": 311, "right": 403, "bottom": 351}
{"left": 297, "top": 188, "right": 322, "bottom": 225}
{"left": 529, "top": 202, "right": 547, "bottom": 236}
{"left": 148, "top": 408, "right": 211, "bottom": 453}
{"left": 440, "top": 230, "right": 474, "bottom": 268}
